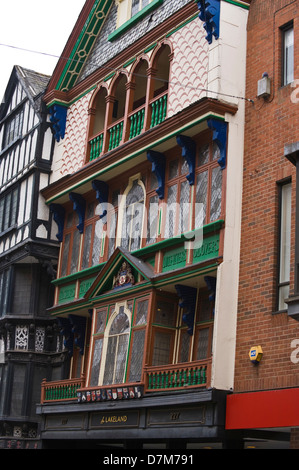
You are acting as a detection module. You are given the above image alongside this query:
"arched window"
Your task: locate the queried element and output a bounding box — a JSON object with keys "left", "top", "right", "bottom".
{"left": 132, "top": 59, "right": 148, "bottom": 111}
{"left": 117, "top": 175, "right": 146, "bottom": 251}
{"left": 100, "top": 304, "right": 131, "bottom": 385}
{"left": 150, "top": 44, "right": 172, "bottom": 128}
{"left": 152, "top": 44, "right": 171, "bottom": 98}
{"left": 92, "top": 87, "right": 107, "bottom": 136}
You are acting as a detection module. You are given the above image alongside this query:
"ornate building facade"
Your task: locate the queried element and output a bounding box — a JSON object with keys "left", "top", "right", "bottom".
{"left": 36, "top": 0, "right": 250, "bottom": 449}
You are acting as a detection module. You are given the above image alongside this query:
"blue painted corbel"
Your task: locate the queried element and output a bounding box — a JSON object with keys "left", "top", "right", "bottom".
{"left": 207, "top": 119, "right": 228, "bottom": 170}
{"left": 69, "top": 315, "right": 86, "bottom": 355}
{"left": 175, "top": 284, "right": 197, "bottom": 335}
{"left": 57, "top": 317, "right": 74, "bottom": 357}
{"left": 196, "top": 0, "right": 220, "bottom": 44}
{"left": 69, "top": 192, "right": 86, "bottom": 233}
{"left": 92, "top": 180, "right": 109, "bottom": 219}
{"left": 49, "top": 104, "right": 67, "bottom": 142}
{"left": 147, "top": 150, "right": 166, "bottom": 199}
{"left": 176, "top": 135, "right": 196, "bottom": 185}
{"left": 49, "top": 203, "right": 65, "bottom": 242}
{"left": 204, "top": 276, "right": 217, "bottom": 316}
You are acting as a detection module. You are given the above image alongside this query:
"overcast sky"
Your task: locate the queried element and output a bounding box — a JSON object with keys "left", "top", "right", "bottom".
{"left": 0, "top": 0, "right": 86, "bottom": 101}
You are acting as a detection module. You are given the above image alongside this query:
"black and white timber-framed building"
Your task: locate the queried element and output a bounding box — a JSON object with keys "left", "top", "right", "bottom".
{"left": 0, "top": 66, "right": 68, "bottom": 449}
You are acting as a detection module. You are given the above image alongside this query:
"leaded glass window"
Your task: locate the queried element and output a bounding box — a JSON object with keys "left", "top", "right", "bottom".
{"left": 3, "top": 109, "right": 24, "bottom": 149}
{"left": 119, "top": 179, "right": 145, "bottom": 251}
{"left": 102, "top": 308, "right": 130, "bottom": 385}
{"left": 129, "top": 329, "right": 145, "bottom": 382}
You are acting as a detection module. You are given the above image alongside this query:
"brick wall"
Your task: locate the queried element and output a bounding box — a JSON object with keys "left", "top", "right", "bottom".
{"left": 235, "top": 0, "right": 299, "bottom": 392}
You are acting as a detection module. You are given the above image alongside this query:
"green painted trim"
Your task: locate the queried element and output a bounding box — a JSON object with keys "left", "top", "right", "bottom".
{"left": 104, "top": 72, "right": 116, "bottom": 82}
{"left": 45, "top": 113, "right": 225, "bottom": 204}
{"left": 56, "top": 0, "right": 113, "bottom": 92}
{"left": 222, "top": 0, "right": 250, "bottom": 10}
{"left": 132, "top": 220, "right": 224, "bottom": 257}
{"left": 52, "top": 262, "right": 105, "bottom": 286}
{"left": 108, "top": 0, "right": 163, "bottom": 42}
{"left": 144, "top": 43, "right": 157, "bottom": 54}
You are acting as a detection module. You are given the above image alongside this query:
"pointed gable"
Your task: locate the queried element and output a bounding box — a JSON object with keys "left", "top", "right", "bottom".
{"left": 85, "top": 246, "right": 155, "bottom": 299}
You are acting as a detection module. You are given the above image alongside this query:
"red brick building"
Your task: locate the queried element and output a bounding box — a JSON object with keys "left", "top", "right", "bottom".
{"left": 226, "top": 0, "right": 299, "bottom": 449}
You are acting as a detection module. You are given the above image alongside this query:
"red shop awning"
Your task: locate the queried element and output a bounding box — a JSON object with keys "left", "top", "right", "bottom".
{"left": 226, "top": 388, "right": 299, "bottom": 430}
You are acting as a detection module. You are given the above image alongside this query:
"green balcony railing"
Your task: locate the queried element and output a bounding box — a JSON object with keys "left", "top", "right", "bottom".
{"left": 129, "top": 107, "right": 145, "bottom": 140}
{"left": 108, "top": 120, "right": 124, "bottom": 151}
{"left": 144, "top": 359, "right": 211, "bottom": 392}
{"left": 41, "top": 376, "right": 85, "bottom": 403}
{"left": 89, "top": 132, "right": 104, "bottom": 161}
{"left": 150, "top": 93, "right": 168, "bottom": 129}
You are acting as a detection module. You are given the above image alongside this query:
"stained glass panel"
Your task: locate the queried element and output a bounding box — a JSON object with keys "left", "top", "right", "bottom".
{"left": 210, "top": 166, "right": 222, "bottom": 221}
{"left": 195, "top": 171, "right": 208, "bottom": 227}
{"left": 60, "top": 234, "right": 70, "bottom": 277}
{"left": 196, "top": 327, "right": 209, "bottom": 360}
{"left": 198, "top": 143, "right": 209, "bottom": 166}
{"left": 135, "top": 299, "right": 149, "bottom": 325}
{"left": 154, "top": 301, "right": 176, "bottom": 326}
{"left": 82, "top": 224, "right": 92, "bottom": 270}
{"left": 152, "top": 332, "right": 172, "bottom": 366}
{"left": 129, "top": 329, "right": 145, "bottom": 382}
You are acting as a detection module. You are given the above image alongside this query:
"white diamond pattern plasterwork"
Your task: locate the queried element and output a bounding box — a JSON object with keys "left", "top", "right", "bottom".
{"left": 15, "top": 326, "right": 29, "bottom": 350}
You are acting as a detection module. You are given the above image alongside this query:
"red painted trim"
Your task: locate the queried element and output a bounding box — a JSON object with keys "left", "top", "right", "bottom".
{"left": 226, "top": 388, "right": 299, "bottom": 429}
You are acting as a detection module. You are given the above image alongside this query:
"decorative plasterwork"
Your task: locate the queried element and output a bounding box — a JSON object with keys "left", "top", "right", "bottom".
{"left": 146, "top": 150, "right": 166, "bottom": 199}
{"left": 196, "top": 0, "right": 220, "bottom": 44}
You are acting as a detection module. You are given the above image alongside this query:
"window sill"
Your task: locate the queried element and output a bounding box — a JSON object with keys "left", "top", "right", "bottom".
{"left": 108, "top": 0, "right": 163, "bottom": 42}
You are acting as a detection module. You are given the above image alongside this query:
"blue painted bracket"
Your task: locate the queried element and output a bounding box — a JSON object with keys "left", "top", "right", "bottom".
{"left": 176, "top": 135, "right": 196, "bottom": 185}
{"left": 69, "top": 315, "right": 86, "bottom": 356}
{"left": 49, "top": 203, "right": 65, "bottom": 242}
{"left": 49, "top": 104, "right": 67, "bottom": 142}
{"left": 57, "top": 318, "right": 74, "bottom": 357}
{"left": 207, "top": 119, "right": 228, "bottom": 169}
{"left": 204, "top": 276, "right": 217, "bottom": 316}
{"left": 69, "top": 192, "right": 86, "bottom": 233}
{"left": 175, "top": 284, "right": 197, "bottom": 335}
{"left": 204, "top": 276, "right": 216, "bottom": 301}
{"left": 92, "top": 180, "right": 109, "bottom": 219}
{"left": 196, "top": 0, "right": 220, "bottom": 44}
{"left": 147, "top": 150, "right": 166, "bottom": 199}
